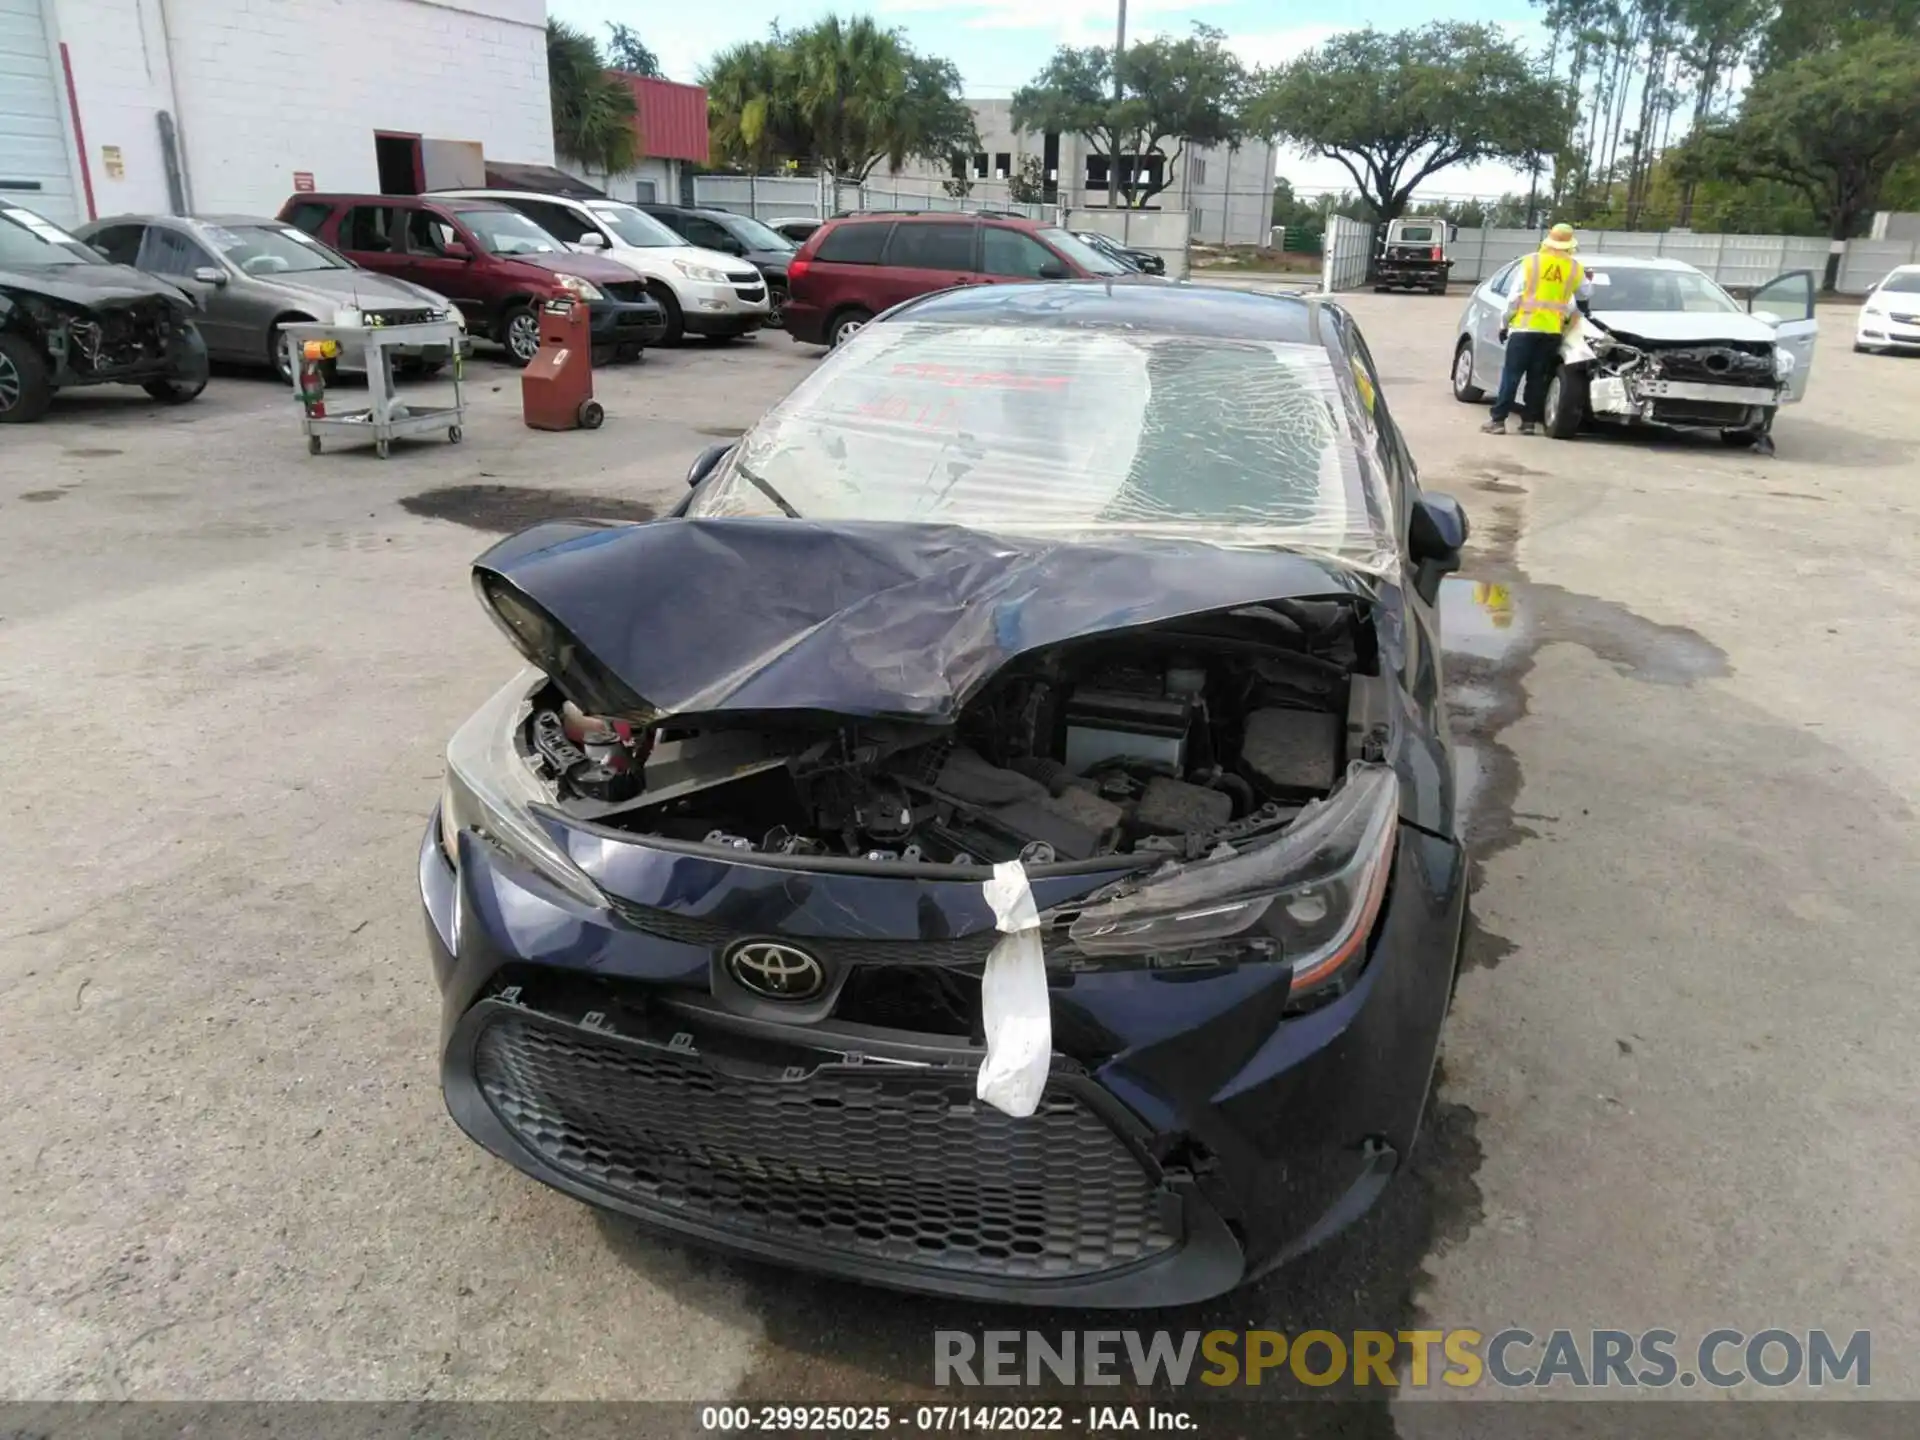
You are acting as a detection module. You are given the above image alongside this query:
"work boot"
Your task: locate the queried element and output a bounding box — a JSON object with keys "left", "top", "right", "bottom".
{"left": 1518, "top": 421, "right": 1539, "bottom": 436}
{"left": 1480, "top": 419, "right": 1507, "bottom": 435}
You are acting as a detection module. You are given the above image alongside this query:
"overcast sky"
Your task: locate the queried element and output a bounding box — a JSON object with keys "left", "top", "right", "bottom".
{"left": 549, "top": 0, "right": 1552, "bottom": 199}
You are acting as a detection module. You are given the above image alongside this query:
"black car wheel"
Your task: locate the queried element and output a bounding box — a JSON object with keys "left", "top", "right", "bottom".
{"left": 0, "top": 332, "right": 53, "bottom": 424}
{"left": 767, "top": 287, "right": 787, "bottom": 328}
{"left": 143, "top": 375, "right": 208, "bottom": 404}
{"left": 646, "top": 284, "right": 686, "bottom": 345}
{"left": 1450, "top": 340, "right": 1484, "bottom": 403}
{"left": 503, "top": 305, "right": 541, "bottom": 367}
{"left": 828, "top": 308, "right": 872, "bottom": 348}
{"left": 1543, "top": 365, "right": 1587, "bottom": 439}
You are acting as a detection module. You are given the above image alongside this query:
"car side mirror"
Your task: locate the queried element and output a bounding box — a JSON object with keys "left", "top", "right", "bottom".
{"left": 577, "top": 232, "right": 607, "bottom": 249}
{"left": 1409, "top": 493, "right": 1469, "bottom": 604}
{"left": 687, "top": 441, "right": 732, "bottom": 488}
{"left": 443, "top": 240, "right": 472, "bottom": 260}
{"left": 192, "top": 265, "right": 227, "bottom": 285}
{"left": 1038, "top": 261, "right": 1069, "bottom": 280}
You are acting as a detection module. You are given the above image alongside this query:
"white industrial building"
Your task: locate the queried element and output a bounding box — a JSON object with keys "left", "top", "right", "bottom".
{"left": 2, "top": 0, "right": 554, "bottom": 227}
{"left": 895, "top": 98, "right": 1277, "bottom": 247}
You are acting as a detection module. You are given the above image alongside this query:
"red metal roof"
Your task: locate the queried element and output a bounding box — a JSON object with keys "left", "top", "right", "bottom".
{"left": 612, "top": 74, "right": 709, "bottom": 164}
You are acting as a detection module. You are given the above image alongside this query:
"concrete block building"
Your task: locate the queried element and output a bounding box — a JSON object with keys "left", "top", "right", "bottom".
{"left": 898, "top": 97, "right": 1278, "bottom": 247}
{"left": 2, "top": 0, "right": 553, "bottom": 226}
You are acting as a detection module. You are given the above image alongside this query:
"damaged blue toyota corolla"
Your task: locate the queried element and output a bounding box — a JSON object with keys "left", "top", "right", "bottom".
{"left": 422, "top": 282, "right": 1472, "bottom": 1306}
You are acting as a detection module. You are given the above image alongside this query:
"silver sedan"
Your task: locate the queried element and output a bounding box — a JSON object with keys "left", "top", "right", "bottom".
{"left": 74, "top": 214, "right": 464, "bottom": 382}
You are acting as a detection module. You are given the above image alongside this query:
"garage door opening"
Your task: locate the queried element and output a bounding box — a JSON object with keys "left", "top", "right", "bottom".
{"left": 374, "top": 132, "right": 423, "bottom": 195}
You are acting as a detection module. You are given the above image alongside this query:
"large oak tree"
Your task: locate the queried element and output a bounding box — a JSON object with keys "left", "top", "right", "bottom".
{"left": 1245, "top": 23, "right": 1570, "bottom": 220}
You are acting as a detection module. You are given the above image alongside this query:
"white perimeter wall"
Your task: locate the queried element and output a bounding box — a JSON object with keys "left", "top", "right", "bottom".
{"left": 56, "top": 0, "right": 551, "bottom": 219}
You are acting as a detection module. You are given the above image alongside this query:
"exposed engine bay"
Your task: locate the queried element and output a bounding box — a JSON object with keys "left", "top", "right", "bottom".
{"left": 1577, "top": 325, "right": 1786, "bottom": 430}
{"left": 520, "top": 600, "right": 1379, "bottom": 867}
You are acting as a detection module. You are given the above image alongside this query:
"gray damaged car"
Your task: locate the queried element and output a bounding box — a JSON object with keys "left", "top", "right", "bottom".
{"left": 76, "top": 214, "right": 464, "bottom": 383}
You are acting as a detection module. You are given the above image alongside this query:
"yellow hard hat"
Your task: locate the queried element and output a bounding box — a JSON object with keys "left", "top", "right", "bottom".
{"left": 1543, "top": 222, "right": 1578, "bottom": 251}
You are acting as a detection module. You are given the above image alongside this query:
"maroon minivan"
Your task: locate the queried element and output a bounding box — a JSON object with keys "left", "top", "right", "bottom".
{"left": 279, "top": 194, "right": 666, "bottom": 365}
{"left": 783, "top": 214, "right": 1141, "bottom": 348}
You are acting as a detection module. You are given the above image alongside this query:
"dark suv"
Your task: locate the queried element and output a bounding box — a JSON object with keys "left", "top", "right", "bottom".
{"left": 641, "top": 204, "right": 797, "bottom": 326}
{"left": 279, "top": 194, "right": 665, "bottom": 365}
{"left": 784, "top": 214, "right": 1138, "bottom": 347}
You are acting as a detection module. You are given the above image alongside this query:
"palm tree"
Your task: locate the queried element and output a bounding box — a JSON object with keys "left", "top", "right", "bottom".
{"left": 547, "top": 19, "right": 639, "bottom": 175}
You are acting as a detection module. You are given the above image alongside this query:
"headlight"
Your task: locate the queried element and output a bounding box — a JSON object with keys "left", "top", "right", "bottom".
{"left": 673, "top": 260, "right": 729, "bottom": 284}
{"left": 1068, "top": 763, "right": 1399, "bottom": 996}
{"left": 555, "top": 274, "right": 603, "bottom": 301}
{"left": 439, "top": 668, "right": 601, "bottom": 906}
{"left": 1772, "top": 347, "right": 1796, "bottom": 378}
{"left": 1862, "top": 303, "right": 1886, "bottom": 318}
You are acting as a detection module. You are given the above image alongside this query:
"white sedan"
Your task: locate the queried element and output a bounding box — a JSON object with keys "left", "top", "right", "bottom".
{"left": 1855, "top": 265, "right": 1920, "bottom": 353}
{"left": 1451, "top": 253, "right": 1818, "bottom": 446}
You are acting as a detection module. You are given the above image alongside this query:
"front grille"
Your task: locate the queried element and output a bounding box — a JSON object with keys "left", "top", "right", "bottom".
{"left": 725, "top": 270, "right": 761, "bottom": 286}
{"left": 1650, "top": 398, "right": 1756, "bottom": 426}
{"left": 363, "top": 306, "right": 441, "bottom": 327}
{"left": 473, "top": 1011, "right": 1177, "bottom": 1280}
{"left": 605, "top": 897, "right": 1004, "bottom": 968}
{"left": 601, "top": 281, "right": 650, "bottom": 305}
{"left": 734, "top": 285, "right": 767, "bottom": 304}
{"left": 1892, "top": 312, "right": 1920, "bottom": 325}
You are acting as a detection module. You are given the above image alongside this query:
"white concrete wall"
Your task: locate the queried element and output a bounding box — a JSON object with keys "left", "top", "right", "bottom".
{"left": 59, "top": 0, "right": 551, "bottom": 219}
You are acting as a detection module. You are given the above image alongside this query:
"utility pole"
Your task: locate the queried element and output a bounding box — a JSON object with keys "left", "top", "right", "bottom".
{"left": 1107, "top": 0, "right": 1127, "bottom": 212}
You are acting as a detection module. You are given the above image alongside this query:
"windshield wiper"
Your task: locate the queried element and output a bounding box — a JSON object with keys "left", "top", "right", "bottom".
{"left": 736, "top": 462, "right": 802, "bottom": 518}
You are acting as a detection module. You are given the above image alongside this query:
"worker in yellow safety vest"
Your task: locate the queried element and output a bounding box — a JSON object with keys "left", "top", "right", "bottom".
{"left": 1482, "top": 223, "right": 1590, "bottom": 436}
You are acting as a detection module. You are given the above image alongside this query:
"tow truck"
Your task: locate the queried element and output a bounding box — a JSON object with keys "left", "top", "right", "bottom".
{"left": 1371, "top": 216, "right": 1454, "bottom": 295}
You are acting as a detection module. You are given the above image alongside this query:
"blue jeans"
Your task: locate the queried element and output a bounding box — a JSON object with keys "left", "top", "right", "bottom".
{"left": 1490, "top": 331, "right": 1559, "bottom": 424}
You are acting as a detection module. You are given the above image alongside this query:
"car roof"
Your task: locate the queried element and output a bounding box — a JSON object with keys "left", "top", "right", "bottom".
{"left": 830, "top": 211, "right": 1042, "bottom": 229}
{"left": 889, "top": 279, "right": 1331, "bottom": 346}
{"left": 298, "top": 193, "right": 511, "bottom": 211}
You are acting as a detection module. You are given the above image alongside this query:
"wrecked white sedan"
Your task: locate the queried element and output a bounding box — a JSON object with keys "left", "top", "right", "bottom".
{"left": 1452, "top": 253, "right": 1818, "bottom": 450}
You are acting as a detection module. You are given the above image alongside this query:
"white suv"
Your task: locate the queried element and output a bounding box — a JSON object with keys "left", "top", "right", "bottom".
{"left": 436, "top": 190, "right": 769, "bottom": 343}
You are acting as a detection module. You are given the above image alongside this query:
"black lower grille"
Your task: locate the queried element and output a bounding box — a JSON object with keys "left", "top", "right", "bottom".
{"left": 473, "top": 1012, "right": 1177, "bottom": 1279}
{"left": 734, "top": 285, "right": 767, "bottom": 303}
{"left": 603, "top": 281, "right": 649, "bottom": 304}
{"left": 1651, "top": 398, "right": 1757, "bottom": 426}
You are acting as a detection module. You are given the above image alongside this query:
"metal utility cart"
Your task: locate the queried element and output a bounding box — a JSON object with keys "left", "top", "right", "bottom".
{"left": 283, "top": 316, "right": 467, "bottom": 459}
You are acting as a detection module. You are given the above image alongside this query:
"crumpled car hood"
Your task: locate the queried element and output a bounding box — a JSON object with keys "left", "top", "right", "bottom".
{"left": 0, "top": 263, "right": 192, "bottom": 311}
{"left": 474, "top": 517, "right": 1370, "bottom": 723}
{"left": 1590, "top": 309, "right": 1776, "bottom": 344}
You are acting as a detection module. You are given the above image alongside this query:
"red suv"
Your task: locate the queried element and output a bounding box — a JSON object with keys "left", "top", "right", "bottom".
{"left": 784, "top": 213, "right": 1140, "bottom": 347}
{"left": 279, "top": 194, "right": 666, "bottom": 365}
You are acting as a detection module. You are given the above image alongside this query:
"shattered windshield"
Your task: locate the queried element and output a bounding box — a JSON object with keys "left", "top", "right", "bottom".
{"left": 0, "top": 207, "right": 98, "bottom": 266}
{"left": 690, "top": 321, "right": 1396, "bottom": 575}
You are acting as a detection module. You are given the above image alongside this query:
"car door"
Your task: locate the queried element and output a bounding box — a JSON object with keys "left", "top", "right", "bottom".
{"left": 400, "top": 207, "right": 486, "bottom": 320}
{"left": 334, "top": 203, "right": 407, "bottom": 282}
{"left": 978, "top": 225, "right": 1067, "bottom": 285}
{"left": 1470, "top": 262, "right": 1518, "bottom": 379}
{"left": 1748, "top": 269, "right": 1817, "bottom": 402}
{"left": 875, "top": 221, "right": 978, "bottom": 310}
{"left": 138, "top": 224, "right": 247, "bottom": 357}
{"left": 85, "top": 221, "right": 145, "bottom": 268}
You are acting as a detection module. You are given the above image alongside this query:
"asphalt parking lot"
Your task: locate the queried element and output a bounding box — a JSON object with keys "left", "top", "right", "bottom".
{"left": 4, "top": 302, "right": 1917, "bottom": 1425}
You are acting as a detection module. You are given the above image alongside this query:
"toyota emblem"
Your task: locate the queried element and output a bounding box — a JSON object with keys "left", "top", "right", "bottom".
{"left": 725, "top": 939, "right": 826, "bottom": 1000}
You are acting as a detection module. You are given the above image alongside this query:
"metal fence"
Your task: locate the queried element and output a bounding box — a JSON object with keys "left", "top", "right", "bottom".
{"left": 1320, "top": 215, "right": 1374, "bottom": 293}
{"left": 1439, "top": 226, "right": 1917, "bottom": 294}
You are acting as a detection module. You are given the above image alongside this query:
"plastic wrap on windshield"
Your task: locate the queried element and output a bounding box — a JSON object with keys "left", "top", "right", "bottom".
{"left": 692, "top": 322, "right": 1399, "bottom": 577}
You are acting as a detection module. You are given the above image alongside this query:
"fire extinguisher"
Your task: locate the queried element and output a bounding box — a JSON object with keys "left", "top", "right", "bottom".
{"left": 298, "top": 339, "right": 337, "bottom": 417}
